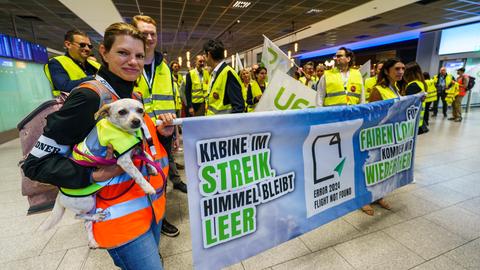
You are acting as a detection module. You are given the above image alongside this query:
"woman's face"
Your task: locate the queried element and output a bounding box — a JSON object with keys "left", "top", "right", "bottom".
{"left": 387, "top": 62, "right": 405, "bottom": 82}
{"left": 241, "top": 70, "right": 250, "bottom": 83}
{"left": 100, "top": 35, "right": 145, "bottom": 82}
{"left": 257, "top": 69, "right": 267, "bottom": 82}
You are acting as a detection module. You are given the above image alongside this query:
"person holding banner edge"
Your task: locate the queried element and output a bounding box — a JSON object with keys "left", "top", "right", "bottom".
{"left": 23, "top": 22, "right": 175, "bottom": 269}
{"left": 203, "top": 39, "right": 245, "bottom": 115}
{"left": 365, "top": 58, "right": 406, "bottom": 215}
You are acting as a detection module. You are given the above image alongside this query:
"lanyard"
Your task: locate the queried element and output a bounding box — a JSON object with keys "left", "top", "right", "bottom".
{"left": 95, "top": 75, "right": 121, "bottom": 99}
{"left": 340, "top": 70, "right": 349, "bottom": 90}
{"left": 143, "top": 59, "right": 155, "bottom": 89}
{"left": 389, "top": 84, "right": 400, "bottom": 98}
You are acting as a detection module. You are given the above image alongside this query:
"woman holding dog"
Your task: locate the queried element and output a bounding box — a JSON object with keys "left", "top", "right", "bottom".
{"left": 23, "top": 22, "right": 172, "bottom": 269}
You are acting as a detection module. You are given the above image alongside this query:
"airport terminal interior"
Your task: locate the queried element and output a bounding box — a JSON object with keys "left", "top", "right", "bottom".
{"left": 0, "top": 0, "right": 480, "bottom": 269}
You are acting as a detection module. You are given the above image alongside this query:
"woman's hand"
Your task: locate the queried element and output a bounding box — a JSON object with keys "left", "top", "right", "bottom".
{"left": 92, "top": 144, "right": 124, "bottom": 182}
{"left": 156, "top": 113, "right": 176, "bottom": 137}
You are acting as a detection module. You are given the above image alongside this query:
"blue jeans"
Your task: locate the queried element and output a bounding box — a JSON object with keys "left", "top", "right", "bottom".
{"left": 108, "top": 219, "right": 163, "bottom": 270}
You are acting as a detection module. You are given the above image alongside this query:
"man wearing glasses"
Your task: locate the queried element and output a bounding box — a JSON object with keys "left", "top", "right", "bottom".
{"left": 315, "top": 47, "right": 365, "bottom": 107}
{"left": 45, "top": 30, "right": 100, "bottom": 96}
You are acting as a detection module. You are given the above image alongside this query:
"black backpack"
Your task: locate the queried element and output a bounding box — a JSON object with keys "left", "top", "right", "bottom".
{"left": 466, "top": 76, "right": 476, "bottom": 91}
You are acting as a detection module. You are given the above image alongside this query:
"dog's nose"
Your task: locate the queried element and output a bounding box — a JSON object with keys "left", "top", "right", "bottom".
{"left": 131, "top": 118, "right": 141, "bottom": 128}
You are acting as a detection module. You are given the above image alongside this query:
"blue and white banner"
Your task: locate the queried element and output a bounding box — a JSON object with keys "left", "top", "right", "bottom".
{"left": 182, "top": 94, "right": 422, "bottom": 270}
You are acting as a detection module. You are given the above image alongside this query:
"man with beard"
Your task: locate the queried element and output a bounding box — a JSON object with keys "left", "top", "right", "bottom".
{"left": 316, "top": 47, "right": 365, "bottom": 107}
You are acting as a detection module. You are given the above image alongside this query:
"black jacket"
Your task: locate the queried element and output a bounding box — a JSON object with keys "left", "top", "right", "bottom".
{"left": 22, "top": 67, "right": 135, "bottom": 189}
{"left": 211, "top": 62, "right": 245, "bottom": 113}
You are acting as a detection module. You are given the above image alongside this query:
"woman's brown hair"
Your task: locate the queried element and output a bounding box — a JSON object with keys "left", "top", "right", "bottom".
{"left": 403, "top": 61, "right": 427, "bottom": 95}
{"left": 101, "top": 22, "right": 146, "bottom": 66}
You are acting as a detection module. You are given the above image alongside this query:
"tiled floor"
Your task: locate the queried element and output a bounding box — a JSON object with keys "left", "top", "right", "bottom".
{"left": 1, "top": 109, "right": 480, "bottom": 270}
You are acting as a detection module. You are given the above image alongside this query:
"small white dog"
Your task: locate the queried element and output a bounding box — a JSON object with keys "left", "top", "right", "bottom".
{"left": 39, "top": 99, "right": 159, "bottom": 248}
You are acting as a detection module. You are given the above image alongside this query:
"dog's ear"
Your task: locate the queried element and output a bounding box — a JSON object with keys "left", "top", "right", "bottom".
{"left": 95, "top": 104, "right": 111, "bottom": 120}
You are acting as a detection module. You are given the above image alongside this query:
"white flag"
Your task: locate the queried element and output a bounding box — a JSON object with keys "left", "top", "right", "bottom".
{"left": 255, "top": 70, "right": 317, "bottom": 112}
{"left": 235, "top": 53, "right": 244, "bottom": 72}
{"left": 359, "top": 60, "right": 371, "bottom": 81}
{"left": 261, "top": 35, "right": 292, "bottom": 80}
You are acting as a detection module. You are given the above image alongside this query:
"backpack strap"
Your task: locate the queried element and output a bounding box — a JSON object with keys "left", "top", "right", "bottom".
{"left": 75, "top": 80, "right": 119, "bottom": 108}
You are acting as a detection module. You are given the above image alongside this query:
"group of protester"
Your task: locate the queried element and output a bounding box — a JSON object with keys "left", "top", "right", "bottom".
{"left": 20, "top": 14, "right": 475, "bottom": 269}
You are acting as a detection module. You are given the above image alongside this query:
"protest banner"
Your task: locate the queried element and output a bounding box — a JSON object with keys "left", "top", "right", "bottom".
{"left": 255, "top": 70, "right": 317, "bottom": 112}
{"left": 182, "top": 94, "right": 423, "bottom": 270}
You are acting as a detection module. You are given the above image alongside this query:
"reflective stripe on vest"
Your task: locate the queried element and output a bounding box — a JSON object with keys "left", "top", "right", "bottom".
{"left": 44, "top": 56, "right": 100, "bottom": 96}
{"left": 324, "top": 68, "right": 363, "bottom": 106}
{"left": 407, "top": 80, "right": 426, "bottom": 127}
{"left": 425, "top": 79, "right": 438, "bottom": 103}
{"left": 206, "top": 65, "right": 243, "bottom": 116}
{"left": 99, "top": 187, "right": 164, "bottom": 221}
{"left": 93, "top": 114, "right": 168, "bottom": 248}
{"left": 189, "top": 69, "right": 210, "bottom": 103}
{"left": 134, "top": 61, "right": 176, "bottom": 122}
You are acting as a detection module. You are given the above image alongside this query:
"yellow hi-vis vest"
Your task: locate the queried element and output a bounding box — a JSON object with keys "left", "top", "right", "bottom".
{"left": 433, "top": 74, "right": 454, "bottom": 91}
{"left": 406, "top": 80, "right": 426, "bottom": 128}
{"left": 189, "top": 69, "right": 210, "bottom": 104}
{"left": 364, "top": 76, "right": 377, "bottom": 102}
{"left": 173, "top": 74, "right": 183, "bottom": 110}
{"left": 324, "top": 68, "right": 363, "bottom": 106}
{"left": 44, "top": 56, "right": 101, "bottom": 97}
{"left": 62, "top": 119, "right": 142, "bottom": 196}
{"left": 375, "top": 84, "right": 400, "bottom": 101}
{"left": 425, "top": 79, "right": 437, "bottom": 103}
{"left": 247, "top": 80, "right": 267, "bottom": 112}
{"left": 299, "top": 76, "right": 318, "bottom": 86}
{"left": 206, "top": 65, "right": 243, "bottom": 116}
{"left": 445, "top": 82, "right": 460, "bottom": 105}
{"left": 134, "top": 61, "right": 176, "bottom": 122}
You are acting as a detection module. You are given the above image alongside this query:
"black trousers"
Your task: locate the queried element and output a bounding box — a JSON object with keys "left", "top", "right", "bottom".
{"left": 424, "top": 102, "right": 432, "bottom": 126}
{"left": 432, "top": 92, "right": 447, "bottom": 116}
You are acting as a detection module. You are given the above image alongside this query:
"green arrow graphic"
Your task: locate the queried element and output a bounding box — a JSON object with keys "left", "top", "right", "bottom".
{"left": 334, "top": 157, "right": 346, "bottom": 176}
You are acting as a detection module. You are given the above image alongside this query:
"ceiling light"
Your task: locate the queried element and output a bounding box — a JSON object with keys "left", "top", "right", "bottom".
{"left": 186, "top": 51, "right": 190, "bottom": 61}
{"left": 306, "top": 8, "right": 323, "bottom": 14}
{"left": 178, "top": 56, "right": 182, "bottom": 66}
{"left": 294, "top": 42, "right": 298, "bottom": 52}
{"left": 224, "top": 49, "right": 228, "bottom": 58}
{"left": 233, "top": 1, "right": 251, "bottom": 8}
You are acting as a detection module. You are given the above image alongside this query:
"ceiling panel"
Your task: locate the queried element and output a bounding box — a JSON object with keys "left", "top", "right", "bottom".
{"left": 0, "top": 0, "right": 478, "bottom": 64}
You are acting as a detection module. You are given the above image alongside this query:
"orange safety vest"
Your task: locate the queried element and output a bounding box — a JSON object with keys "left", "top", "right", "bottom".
{"left": 79, "top": 83, "right": 168, "bottom": 249}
